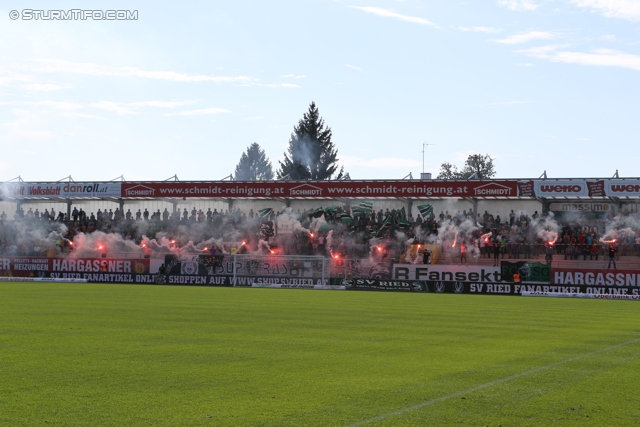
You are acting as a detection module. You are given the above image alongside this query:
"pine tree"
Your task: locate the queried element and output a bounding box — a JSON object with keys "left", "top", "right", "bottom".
{"left": 234, "top": 143, "right": 274, "bottom": 181}
{"left": 277, "top": 102, "right": 344, "bottom": 180}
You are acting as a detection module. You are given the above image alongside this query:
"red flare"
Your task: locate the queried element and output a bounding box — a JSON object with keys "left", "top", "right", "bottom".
{"left": 242, "top": 241, "right": 246, "bottom": 246}
{"left": 204, "top": 247, "right": 208, "bottom": 251}
{"left": 69, "top": 241, "right": 73, "bottom": 246}
{"left": 309, "top": 233, "right": 314, "bottom": 237}
{"left": 270, "top": 250, "right": 275, "bottom": 254}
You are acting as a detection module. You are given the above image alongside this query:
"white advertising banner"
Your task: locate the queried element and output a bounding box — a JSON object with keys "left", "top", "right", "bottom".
{"left": 548, "top": 202, "right": 611, "bottom": 212}
{"left": 605, "top": 180, "right": 640, "bottom": 197}
{"left": 533, "top": 180, "right": 589, "bottom": 197}
{"left": 391, "top": 264, "right": 502, "bottom": 282}
{"left": 1, "top": 183, "right": 122, "bottom": 199}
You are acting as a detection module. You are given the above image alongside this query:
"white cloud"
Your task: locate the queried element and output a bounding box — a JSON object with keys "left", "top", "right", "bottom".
{"left": 12, "top": 129, "right": 54, "bottom": 138}
{"left": 497, "top": 0, "right": 540, "bottom": 11}
{"left": 456, "top": 26, "right": 502, "bottom": 33}
{"left": 62, "top": 113, "right": 107, "bottom": 120}
{"left": 21, "top": 59, "right": 256, "bottom": 83}
{"left": 341, "top": 156, "right": 421, "bottom": 169}
{"left": 127, "top": 101, "right": 196, "bottom": 108}
{"left": 20, "top": 83, "right": 71, "bottom": 91}
{"left": 239, "top": 82, "right": 300, "bottom": 88}
{"left": 490, "top": 100, "right": 537, "bottom": 105}
{"left": 345, "top": 64, "right": 362, "bottom": 71}
{"left": 27, "top": 101, "right": 83, "bottom": 110}
{"left": 519, "top": 46, "right": 640, "bottom": 71}
{"left": 90, "top": 101, "right": 138, "bottom": 115}
{"left": 570, "top": 0, "right": 640, "bottom": 21}
{"left": 0, "top": 100, "right": 196, "bottom": 116}
{"left": 0, "top": 70, "right": 33, "bottom": 86}
{"left": 494, "top": 31, "right": 555, "bottom": 44}
{"left": 350, "top": 6, "right": 439, "bottom": 27}
{"left": 600, "top": 34, "right": 616, "bottom": 40}
{"left": 165, "top": 107, "right": 231, "bottom": 116}
{"left": 0, "top": 111, "right": 54, "bottom": 139}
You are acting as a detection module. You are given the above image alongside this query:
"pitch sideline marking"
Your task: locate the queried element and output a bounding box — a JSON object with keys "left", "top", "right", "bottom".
{"left": 346, "top": 337, "right": 640, "bottom": 426}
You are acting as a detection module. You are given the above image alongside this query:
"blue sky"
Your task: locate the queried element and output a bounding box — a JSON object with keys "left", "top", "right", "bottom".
{"left": 1, "top": 0, "right": 639, "bottom": 182}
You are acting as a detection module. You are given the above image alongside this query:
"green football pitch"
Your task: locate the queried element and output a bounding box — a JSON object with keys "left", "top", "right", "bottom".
{"left": 1, "top": 283, "right": 639, "bottom": 426}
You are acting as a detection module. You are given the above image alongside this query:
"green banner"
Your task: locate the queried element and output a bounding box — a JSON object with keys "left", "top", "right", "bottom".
{"left": 500, "top": 261, "right": 550, "bottom": 282}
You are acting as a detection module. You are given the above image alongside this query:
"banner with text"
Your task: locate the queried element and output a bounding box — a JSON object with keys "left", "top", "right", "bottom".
{"left": 121, "top": 180, "right": 518, "bottom": 199}
{"left": 1, "top": 183, "right": 122, "bottom": 199}
{"left": 338, "top": 278, "right": 640, "bottom": 296}
{"left": 552, "top": 268, "right": 640, "bottom": 287}
{"left": 391, "top": 264, "right": 502, "bottom": 282}
{"left": 164, "top": 254, "right": 326, "bottom": 279}
{"left": 0, "top": 257, "right": 150, "bottom": 277}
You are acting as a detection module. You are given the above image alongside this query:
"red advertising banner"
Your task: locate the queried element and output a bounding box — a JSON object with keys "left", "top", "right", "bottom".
{"left": 120, "top": 180, "right": 519, "bottom": 199}
{"left": 552, "top": 268, "right": 640, "bottom": 286}
{"left": 0, "top": 257, "right": 150, "bottom": 277}
{"left": 586, "top": 180, "right": 606, "bottom": 197}
{"left": 517, "top": 180, "right": 534, "bottom": 197}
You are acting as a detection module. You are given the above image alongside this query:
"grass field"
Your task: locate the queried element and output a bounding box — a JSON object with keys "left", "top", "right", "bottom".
{"left": 1, "top": 283, "right": 640, "bottom": 426}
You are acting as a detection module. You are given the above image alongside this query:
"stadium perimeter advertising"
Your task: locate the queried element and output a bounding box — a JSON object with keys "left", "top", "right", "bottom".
{"left": 2, "top": 254, "right": 640, "bottom": 298}
{"left": 3, "top": 178, "right": 640, "bottom": 199}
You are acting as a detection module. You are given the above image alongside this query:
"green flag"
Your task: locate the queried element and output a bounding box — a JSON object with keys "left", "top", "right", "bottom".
{"left": 378, "top": 212, "right": 393, "bottom": 232}
{"left": 417, "top": 204, "right": 433, "bottom": 219}
{"left": 351, "top": 206, "right": 365, "bottom": 218}
{"left": 323, "top": 206, "right": 339, "bottom": 222}
{"left": 393, "top": 208, "right": 412, "bottom": 229}
{"left": 359, "top": 201, "right": 373, "bottom": 213}
{"left": 340, "top": 213, "right": 354, "bottom": 225}
{"left": 258, "top": 208, "right": 273, "bottom": 218}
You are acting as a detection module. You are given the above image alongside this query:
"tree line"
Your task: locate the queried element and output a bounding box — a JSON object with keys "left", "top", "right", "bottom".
{"left": 233, "top": 102, "right": 495, "bottom": 181}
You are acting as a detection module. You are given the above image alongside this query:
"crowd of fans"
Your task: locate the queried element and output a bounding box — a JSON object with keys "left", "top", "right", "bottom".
{"left": 1, "top": 204, "right": 639, "bottom": 264}
{"left": 460, "top": 209, "right": 640, "bottom": 263}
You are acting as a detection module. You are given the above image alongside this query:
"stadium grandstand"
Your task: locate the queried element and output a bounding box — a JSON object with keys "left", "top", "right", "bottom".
{"left": 1, "top": 175, "right": 639, "bottom": 276}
